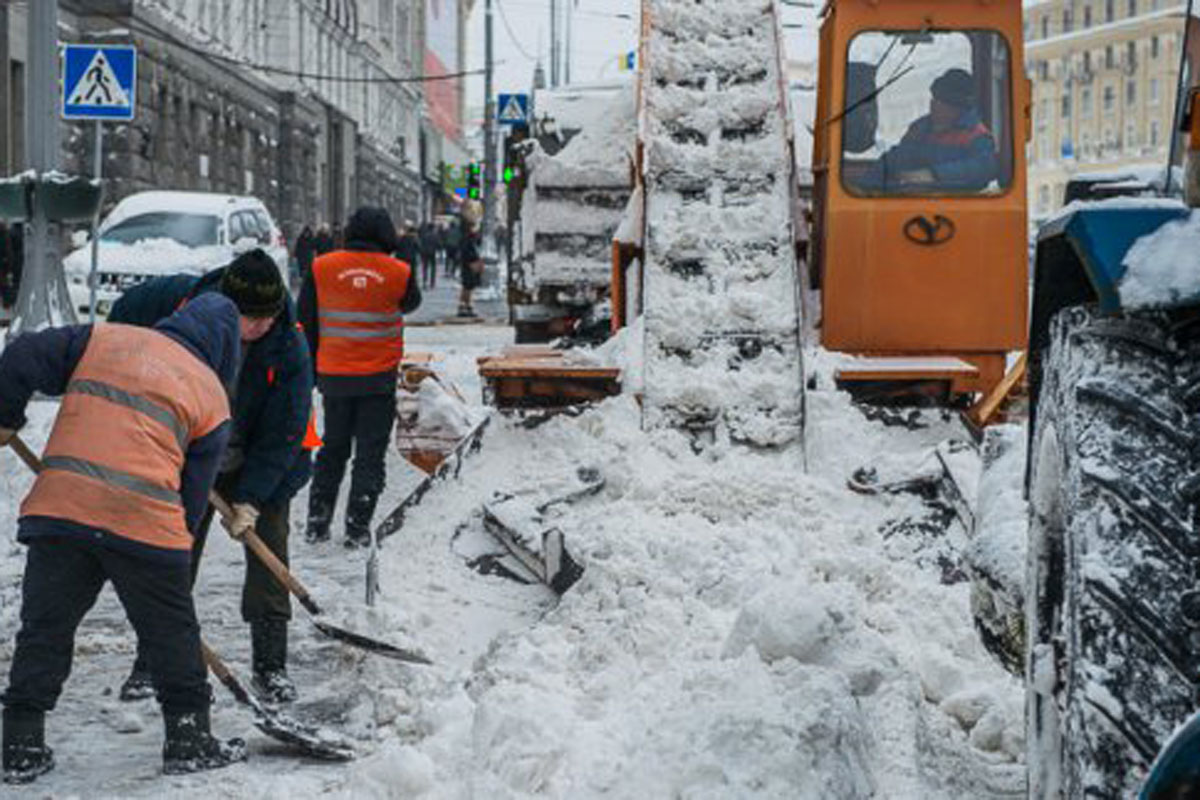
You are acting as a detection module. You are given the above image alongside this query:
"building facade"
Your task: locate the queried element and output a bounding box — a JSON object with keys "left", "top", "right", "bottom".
{"left": 0, "top": 0, "right": 471, "bottom": 240}
{"left": 1025, "top": 0, "right": 1190, "bottom": 221}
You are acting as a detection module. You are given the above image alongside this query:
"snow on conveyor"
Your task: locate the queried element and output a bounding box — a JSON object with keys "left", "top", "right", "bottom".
{"left": 640, "top": 0, "right": 805, "bottom": 448}
{"left": 0, "top": 324, "right": 1024, "bottom": 798}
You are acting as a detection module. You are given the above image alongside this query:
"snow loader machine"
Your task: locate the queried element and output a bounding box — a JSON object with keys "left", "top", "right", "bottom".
{"left": 805, "top": 0, "right": 1030, "bottom": 415}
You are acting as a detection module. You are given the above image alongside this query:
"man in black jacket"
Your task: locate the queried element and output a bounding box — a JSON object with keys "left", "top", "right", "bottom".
{"left": 298, "top": 208, "right": 421, "bottom": 546}
{"left": 108, "top": 249, "right": 313, "bottom": 704}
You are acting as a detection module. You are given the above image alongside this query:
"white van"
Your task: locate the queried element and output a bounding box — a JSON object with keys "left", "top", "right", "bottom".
{"left": 64, "top": 191, "right": 289, "bottom": 316}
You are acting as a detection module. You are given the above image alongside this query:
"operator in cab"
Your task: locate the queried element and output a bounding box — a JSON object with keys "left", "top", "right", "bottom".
{"left": 879, "top": 67, "right": 998, "bottom": 193}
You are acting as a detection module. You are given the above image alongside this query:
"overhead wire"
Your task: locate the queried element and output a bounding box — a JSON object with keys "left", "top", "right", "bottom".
{"left": 495, "top": 0, "right": 539, "bottom": 62}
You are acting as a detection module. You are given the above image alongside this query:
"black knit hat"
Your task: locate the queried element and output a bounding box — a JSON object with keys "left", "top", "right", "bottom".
{"left": 219, "top": 249, "right": 285, "bottom": 318}
{"left": 931, "top": 68, "right": 976, "bottom": 109}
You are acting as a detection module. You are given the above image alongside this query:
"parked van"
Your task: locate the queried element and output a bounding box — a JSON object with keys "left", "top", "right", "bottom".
{"left": 64, "top": 191, "right": 288, "bottom": 316}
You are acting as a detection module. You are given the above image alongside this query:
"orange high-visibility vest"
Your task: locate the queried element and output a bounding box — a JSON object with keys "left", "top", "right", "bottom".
{"left": 312, "top": 250, "right": 412, "bottom": 376}
{"left": 21, "top": 324, "right": 230, "bottom": 552}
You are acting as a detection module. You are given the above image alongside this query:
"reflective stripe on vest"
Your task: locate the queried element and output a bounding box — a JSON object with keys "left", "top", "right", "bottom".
{"left": 67, "top": 378, "right": 189, "bottom": 450}
{"left": 313, "top": 251, "right": 412, "bottom": 376}
{"left": 21, "top": 324, "right": 230, "bottom": 552}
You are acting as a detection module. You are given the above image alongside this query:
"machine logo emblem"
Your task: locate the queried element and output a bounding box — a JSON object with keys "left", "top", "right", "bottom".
{"left": 903, "top": 215, "right": 956, "bottom": 246}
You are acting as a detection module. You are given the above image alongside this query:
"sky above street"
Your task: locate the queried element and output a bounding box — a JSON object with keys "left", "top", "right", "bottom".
{"left": 463, "top": 0, "right": 817, "bottom": 125}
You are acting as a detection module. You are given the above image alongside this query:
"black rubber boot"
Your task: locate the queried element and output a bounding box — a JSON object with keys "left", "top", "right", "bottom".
{"left": 305, "top": 497, "right": 333, "bottom": 544}
{"left": 162, "top": 709, "right": 246, "bottom": 775}
{"left": 3, "top": 709, "right": 54, "bottom": 785}
{"left": 249, "top": 620, "right": 297, "bottom": 704}
{"left": 344, "top": 493, "right": 378, "bottom": 549}
{"left": 119, "top": 659, "right": 155, "bottom": 701}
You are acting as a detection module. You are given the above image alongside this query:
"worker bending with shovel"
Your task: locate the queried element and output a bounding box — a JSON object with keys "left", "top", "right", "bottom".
{"left": 107, "top": 249, "right": 314, "bottom": 704}
{"left": 0, "top": 295, "right": 245, "bottom": 783}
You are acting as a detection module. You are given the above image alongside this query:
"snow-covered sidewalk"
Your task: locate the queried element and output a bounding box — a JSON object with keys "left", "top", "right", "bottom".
{"left": 0, "top": 323, "right": 1024, "bottom": 798}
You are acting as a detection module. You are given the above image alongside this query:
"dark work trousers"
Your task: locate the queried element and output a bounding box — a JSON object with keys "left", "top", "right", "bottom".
{"left": 421, "top": 253, "right": 437, "bottom": 289}
{"left": 3, "top": 537, "right": 209, "bottom": 715}
{"left": 133, "top": 471, "right": 291, "bottom": 673}
{"left": 311, "top": 393, "right": 396, "bottom": 518}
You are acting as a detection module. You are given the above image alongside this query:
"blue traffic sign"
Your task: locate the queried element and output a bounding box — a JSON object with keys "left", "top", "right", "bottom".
{"left": 62, "top": 45, "right": 137, "bottom": 121}
{"left": 497, "top": 93, "right": 529, "bottom": 126}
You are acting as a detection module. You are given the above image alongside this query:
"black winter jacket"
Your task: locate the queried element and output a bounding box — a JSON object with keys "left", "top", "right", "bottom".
{"left": 108, "top": 268, "right": 313, "bottom": 507}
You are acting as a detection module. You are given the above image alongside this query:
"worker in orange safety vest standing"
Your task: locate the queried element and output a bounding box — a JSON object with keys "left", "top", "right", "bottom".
{"left": 0, "top": 294, "right": 246, "bottom": 784}
{"left": 298, "top": 207, "right": 421, "bottom": 547}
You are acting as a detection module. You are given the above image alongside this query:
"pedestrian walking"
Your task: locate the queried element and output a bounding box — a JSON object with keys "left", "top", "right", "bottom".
{"left": 107, "top": 249, "right": 313, "bottom": 704}
{"left": 458, "top": 226, "right": 485, "bottom": 318}
{"left": 396, "top": 222, "right": 422, "bottom": 287}
{"left": 419, "top": 221, "right": 439, "bottom": 289}
{"left": 294, "top": 225, "right": 316, "bottom": 288}
{"left": 299, "top": 207, "right": 421, "bottom": 547}
{"left": 0, "top": 294, "right": 246, "bottom": 784}
{"left": 313, "top": 225, "right": 335, "bottom": 257}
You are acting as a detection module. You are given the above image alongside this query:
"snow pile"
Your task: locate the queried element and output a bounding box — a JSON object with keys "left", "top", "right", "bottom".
{"left": 1120, "top": 210, "right": 1200, "bottom": 309}
{"left": 530, "top": 88, "right": 636, "bottom": 189}
{"left": 386, "top": 385, "right": 1024, "bottom": 798}
{"left": 62, "top": 239, "right": 227, "bottom": 279}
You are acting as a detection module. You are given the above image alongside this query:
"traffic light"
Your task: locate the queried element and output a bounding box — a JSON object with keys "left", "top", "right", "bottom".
{"left": 467, "top": 163, "right": 482, "bottom": 200}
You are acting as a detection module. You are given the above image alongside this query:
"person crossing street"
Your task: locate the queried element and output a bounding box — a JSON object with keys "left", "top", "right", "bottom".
{"left": 0, "top": 295, "right": 246, "bottom": 783}
{"left": 107, "top": 249, "right": 314, "bottom": 704}
{"left": 299, "top": 207, "right": 421, "bottom": 547}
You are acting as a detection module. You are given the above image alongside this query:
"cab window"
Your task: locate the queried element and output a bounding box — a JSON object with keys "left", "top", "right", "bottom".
{"left": 840, "top": 30, "right": 1013, "bottom": 197}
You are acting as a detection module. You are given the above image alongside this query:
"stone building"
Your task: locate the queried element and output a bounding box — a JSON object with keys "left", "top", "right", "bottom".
{"left": 1025, "top": 0, "right": 1190, "bottom": 221}
{"left": 0, "top": 0, "right": 469, "bottom": 240}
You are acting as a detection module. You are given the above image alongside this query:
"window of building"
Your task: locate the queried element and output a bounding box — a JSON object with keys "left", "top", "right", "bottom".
{"left": 1127, "top": 80, "right": 1136, "bottom": 105}
{"left": 1083, "top": 86, "right": 1093, "bottom": 115}
{"left": 1127, "top": 122, "right": 1137, "bottom": 147}
{"left": 1105, "top": 45, "right": 1114, "bottom": 69}
{"left": 1151, "top": 120, "right": 1160, "bottom": 146}
{"left": 1084, "top": 51, "right": 1092, "bottom": 72}
{"left": 1151, "top": 77, "right": 1160, "bottom": 103}
{"left": 1104, "top": 85, "right": 1115, "bottom": 112}
{"left": 1042, "top": 16, "right": 1049, "bottom": 39}
{"left": 1063, "top": 8, "right": 1074, "bottom": 32}
{"left": 1105, "top": 0, "right": 1115, "bottom": 22}
{"left": 1152, "top": 35, "right": 1160, "bottom": 58}
{"left": 1062, "top": 93, "right": 1072, "bottom": 117}
{"left": 1084, "top": 4, "right": 1093, "bottom": 26}
{"left": 1128, "top": 0, "right": 1137, "bottom": 14}
{"left": 1039, "top": 60, "right": 1049, "bottom": 80}
{"left": 1127, "top": 41, "right": 1137, "bottom": 67}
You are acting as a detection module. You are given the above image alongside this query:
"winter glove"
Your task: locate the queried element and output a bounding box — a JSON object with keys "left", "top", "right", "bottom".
{"left": 223, "top": 502, "right": 260, "bottom": 541}
{"left": 0, "top": 426, "right": 15, "bottom": 448}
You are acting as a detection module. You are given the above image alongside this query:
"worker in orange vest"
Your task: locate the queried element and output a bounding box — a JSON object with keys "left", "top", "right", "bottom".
{"left": 0, "top": 294, "right": 245, "bottom": 783}
{"left": 298, "top": 207, "right": 421, "bottom": 546}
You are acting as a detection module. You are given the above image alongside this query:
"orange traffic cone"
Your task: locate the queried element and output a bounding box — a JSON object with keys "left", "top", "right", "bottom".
{"left": 302, "top": 410, "right": 322, "bottom": 450}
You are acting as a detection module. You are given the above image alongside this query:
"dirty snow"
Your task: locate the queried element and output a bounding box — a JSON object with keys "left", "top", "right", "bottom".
{"left": 0, "top": 322, "right": 1026, "bottom": 798}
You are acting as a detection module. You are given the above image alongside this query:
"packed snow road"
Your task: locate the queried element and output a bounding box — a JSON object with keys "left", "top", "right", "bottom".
{"left": 0, "top": 323, "right": 1025, "bottom": 798}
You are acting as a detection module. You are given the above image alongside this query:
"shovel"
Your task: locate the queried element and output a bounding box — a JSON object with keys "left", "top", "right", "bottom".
{"left": 6, "top": 435, "right": 354, "bottom": 761}
{"left": 209, "top": 492, "right": 430, "bottom": 665}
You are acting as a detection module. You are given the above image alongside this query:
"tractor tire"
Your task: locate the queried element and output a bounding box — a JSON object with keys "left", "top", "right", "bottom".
{"left": 1026, "top": 305, "right": 1200, "bottom": 799}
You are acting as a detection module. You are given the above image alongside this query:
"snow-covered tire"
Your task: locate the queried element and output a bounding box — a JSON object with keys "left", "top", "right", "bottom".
{"left": 1026, "top": 306, "right": 1200, "bottom": 798}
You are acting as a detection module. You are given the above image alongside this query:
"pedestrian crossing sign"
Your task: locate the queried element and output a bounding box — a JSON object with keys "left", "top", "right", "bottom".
{"left": 497, "top": 93, "right": 529, "bottom": 126}
{"left": 62, "top": 45, "right": 137, "bottom": 121}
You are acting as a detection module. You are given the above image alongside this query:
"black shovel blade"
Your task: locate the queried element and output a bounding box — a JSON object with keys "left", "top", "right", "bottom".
{"left": 311, "top": 619, "right": 433, "bottom": 665}
{"left": 251, "top": 707, "right": 356, "bottom": 762}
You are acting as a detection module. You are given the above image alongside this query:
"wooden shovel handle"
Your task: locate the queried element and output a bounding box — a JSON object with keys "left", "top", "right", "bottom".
{"left": 9, "top": 434, "right": 43, "bottom": 474}
{"left": 208, "top": 491, "right": 323, "bottom": 616}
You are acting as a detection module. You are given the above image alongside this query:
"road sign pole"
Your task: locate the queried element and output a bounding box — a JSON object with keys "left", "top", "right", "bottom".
{"left": 89, "top": 120, "right": 102, "bottom": 323}
{"left": 9, "top": 0, "right": 73, "bottom": 339}
{"left": 483, "top": 0, "right": 496, "bottom": 254}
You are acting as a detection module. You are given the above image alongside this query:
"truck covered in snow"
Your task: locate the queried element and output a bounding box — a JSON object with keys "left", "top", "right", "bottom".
{"left": 508, "top": 83, "right": 636, "bottom": 343}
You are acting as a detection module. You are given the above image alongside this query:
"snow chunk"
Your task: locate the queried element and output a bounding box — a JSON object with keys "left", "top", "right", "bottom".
{"left": 1120, "top": 211, "right": 1200, "bottom": 309}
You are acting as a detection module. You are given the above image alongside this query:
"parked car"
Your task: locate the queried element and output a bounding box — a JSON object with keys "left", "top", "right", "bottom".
{"left": 64, "top": 191, "right": 289, "bottom": 316}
